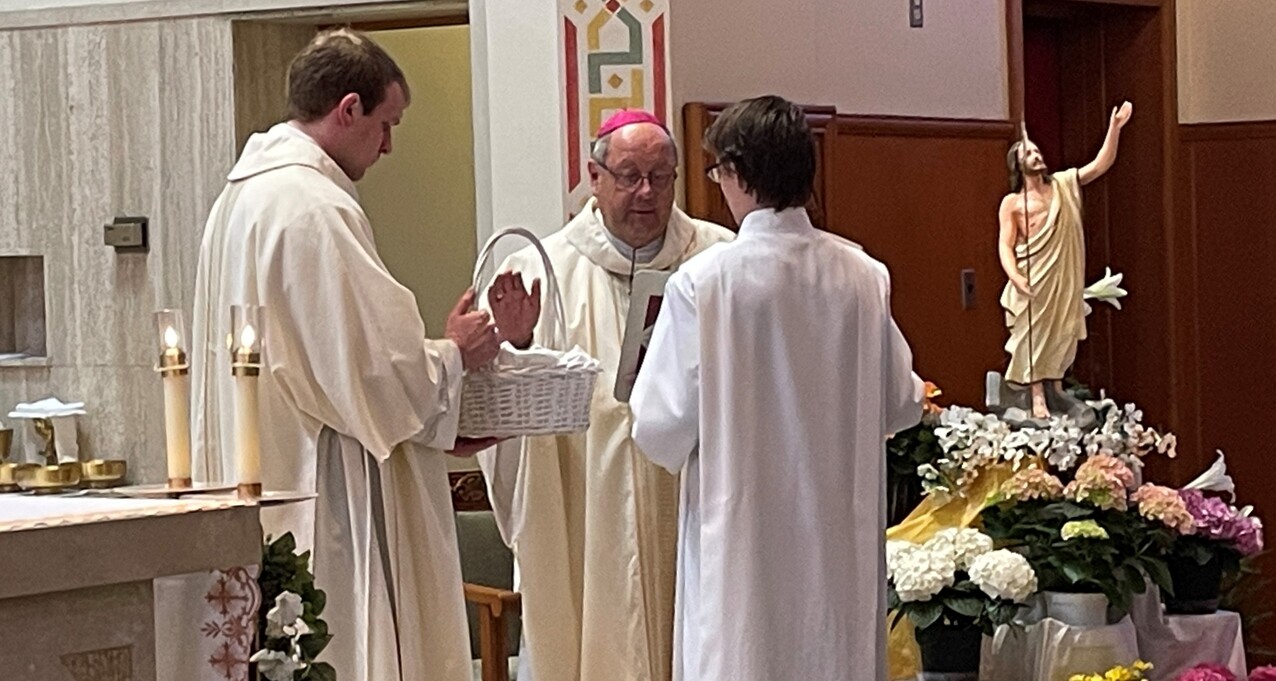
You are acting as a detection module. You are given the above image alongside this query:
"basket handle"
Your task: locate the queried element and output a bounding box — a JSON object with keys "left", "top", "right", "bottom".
{"left": 471, "top": 226, "right": 568, "bottom": 350}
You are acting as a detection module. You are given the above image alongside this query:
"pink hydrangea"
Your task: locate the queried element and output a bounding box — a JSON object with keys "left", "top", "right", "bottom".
{"left": 1173, "top": 664, "right": 1236, "bottom": 681}
{"left": 1180, "top": 490, "right": 1265, "bottom": 557}
{"left": 999, "top": 467, "right": 1065, "bottom": 502}
{"left": 1249, "top": 666, "right": 1276, "bottom": 681}
{"left": 1131, "top": 484, "right": 1197, "bottom": 535}
{"left": 1064, "top": 455, "right": 1135, "bottom": 511}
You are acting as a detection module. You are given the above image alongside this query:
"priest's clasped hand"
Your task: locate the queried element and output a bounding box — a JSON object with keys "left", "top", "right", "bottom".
{"left": 488, "top": 271, "right": 542, "bottom": 350}
{"left": 447, "top": 289, "right": 501, "bottom": 370}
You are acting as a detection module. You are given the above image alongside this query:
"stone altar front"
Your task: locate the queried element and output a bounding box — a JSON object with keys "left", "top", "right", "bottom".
{"left": 0, "top": 496, "right": 260, "bottom": 681}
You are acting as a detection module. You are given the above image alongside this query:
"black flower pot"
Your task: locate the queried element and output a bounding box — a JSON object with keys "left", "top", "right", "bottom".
{"left": 888, "top": 473, "right": 924, "bottom": 527}
{"left": 915, "top": 624, "right": 982, "bottom": 675}
{"left": 1165, "top": 554, "right": 1223, "bottom": 615}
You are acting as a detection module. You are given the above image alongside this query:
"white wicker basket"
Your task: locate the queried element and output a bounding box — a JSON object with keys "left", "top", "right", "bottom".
{"left": 457, "top": 227, "right": 601, "bottom": 438}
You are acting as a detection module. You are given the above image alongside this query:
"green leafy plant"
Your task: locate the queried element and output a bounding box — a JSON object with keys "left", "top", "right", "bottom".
{"left": 979, "top": 500, "right": 1174, "bottom": 615}
{"left": 887, "top": 529, "right": 1038, "bottom": 636}
{"left": 887, "top": 416, "right": 943, "bottom": 525}
{"left": 253, "top": 533, "right": 336, "bottom": 681}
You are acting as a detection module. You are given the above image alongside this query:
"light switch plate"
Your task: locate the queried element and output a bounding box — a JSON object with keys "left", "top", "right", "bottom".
{"left": 910, "top": 0, "right": 923, "bottom": 28}
{"left": 961, "top": 268, "right": 976, "bottom": 309}
{"left": 104, "top": 216, "right": 149, "bottom": 254}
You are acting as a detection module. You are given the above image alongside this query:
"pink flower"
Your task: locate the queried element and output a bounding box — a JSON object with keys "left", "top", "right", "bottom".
{"left": 1249, "top": 666, "right": 1276, "bottom": 681}
{"left": 1132, "top": 484, "right": 1196, "bottom": 535}
{"left": 1064, "top": 455, "right": 1135, "bottom": 511}
{"left": 1180, "top": 490, "right": 1266, "bottom": 557}
{"left": 1173, "top": 664, "right": 1236, "bottom": 681}
{"left": 999, "top": 467, "right": 1065, "bottom": 502}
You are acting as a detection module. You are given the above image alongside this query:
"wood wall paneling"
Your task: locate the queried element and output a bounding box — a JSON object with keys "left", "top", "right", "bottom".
{"left": 232, "top": 21, "right": 316, "bottom": 153}
{"left": 683, "top": 102, "right": 1016, "bottom": 409}
{"left": 825, "top": 121, "right": 1014, "bottom": 409}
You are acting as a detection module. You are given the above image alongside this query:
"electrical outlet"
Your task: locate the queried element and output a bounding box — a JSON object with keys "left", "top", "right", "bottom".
{"left": 961, "top": 269, "right": 976, "bottom": 309}
{"left": 104, "top": 216, "right": 149, "bottom": 254}
{"left": 910, "top": 0, "right": 923, "bottom": 28}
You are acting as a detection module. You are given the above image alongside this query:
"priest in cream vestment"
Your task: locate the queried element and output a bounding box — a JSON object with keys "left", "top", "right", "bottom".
{"left": 188, "top": 31, "right": 525, "bottom": 681}
{"left": 631, "top": 96, "right": 924, "bottom": 681}
{"left": 479, "top": 111, "right": 732, "bottom": 681}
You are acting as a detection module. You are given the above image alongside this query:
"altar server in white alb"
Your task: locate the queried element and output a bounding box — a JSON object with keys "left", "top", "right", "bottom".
{"left": 630, "top": 95, "right": 925, "bottom": 681}
{"left": 188, "top": 30, "right": 534, "bottom": 681}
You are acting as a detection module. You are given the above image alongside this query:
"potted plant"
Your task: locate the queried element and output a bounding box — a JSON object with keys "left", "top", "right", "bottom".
{"left": 887, "top": 528, "right": 1037, "bottom": 679}
{"left": 980, "top": 457, "right": 1174, "bottom": 626}
{"left": 887, "top": 382, "right": 944, "bottom": 526}
{"left": 1068, "top": 660, "right": 1153, "bottom": 681}
{"left": 252, "top": 533, "right": 336, "bottom": 681}
{"left": 1163, "top": 489, "right": 1264, "bottom": 614}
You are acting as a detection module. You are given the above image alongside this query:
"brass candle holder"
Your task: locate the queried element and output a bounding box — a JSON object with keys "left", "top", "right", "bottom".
{"left": 0, "top": 427, "right": 33, "bottom": 493}
{"left": 80, "top": 459, "right": 128, "bottom": 489}
{"left": 16, "top": 418, "right": 81, "bottom": 494}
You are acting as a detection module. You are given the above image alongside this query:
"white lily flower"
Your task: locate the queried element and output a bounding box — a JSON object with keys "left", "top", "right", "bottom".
{"left": 1083, "top": 267, "right": 1128, "bottom": 309}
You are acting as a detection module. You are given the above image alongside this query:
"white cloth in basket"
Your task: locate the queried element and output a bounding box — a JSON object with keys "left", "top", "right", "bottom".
{"left": 486, "top": 345, "right": 601, "bottom": 372}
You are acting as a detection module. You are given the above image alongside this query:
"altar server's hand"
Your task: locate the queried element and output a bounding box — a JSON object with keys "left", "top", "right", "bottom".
{"left": 447, "top": 289, "right": 501, "bottom": 370}
{"left": 489, "top": 271, "right": 541, "bottom": 350}
{"left": 447, "top": 437, "right": 508, "bottom": 456}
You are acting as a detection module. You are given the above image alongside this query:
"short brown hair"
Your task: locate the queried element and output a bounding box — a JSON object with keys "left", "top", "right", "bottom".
{"left": 704, "top": 95, "right": 815, "bottom": 211}
{"left": 285, "top": 29, "right": 409, "bottom": 122}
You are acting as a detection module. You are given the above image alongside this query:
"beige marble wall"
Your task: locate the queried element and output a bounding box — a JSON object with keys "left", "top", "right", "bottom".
{"left": 232, "top": 20, "right": 315, "bottom": 152}
{"left": 0, "top": 18, "right": 236, "bottom": 482}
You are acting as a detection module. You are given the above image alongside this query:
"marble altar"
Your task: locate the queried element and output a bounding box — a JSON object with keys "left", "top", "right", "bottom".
{"left": 0, "top": 495, "right": 260, "bottom": 681}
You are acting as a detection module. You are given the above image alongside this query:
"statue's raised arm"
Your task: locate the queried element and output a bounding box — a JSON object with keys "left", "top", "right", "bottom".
{"left": 1079, "top": 101, "right": 1133, "bottom": 186}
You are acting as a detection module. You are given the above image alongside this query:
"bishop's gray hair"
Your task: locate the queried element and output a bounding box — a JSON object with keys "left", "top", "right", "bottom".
{"left": 591, "top": 127, "right": 679, "bottom": 166}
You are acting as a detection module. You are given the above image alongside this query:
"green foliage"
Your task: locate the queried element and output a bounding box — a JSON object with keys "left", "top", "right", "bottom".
{"left": 257, "top": 533, "right": 334, "bottom": 680}
{"left": 887, "top": 418, "right": 943, "bottom": 478}
{"left": 889, "top": 577, "right": 1026, "bottom": 637}
{"left": 979, "top": 500, "right": 1175, "bottom": 616}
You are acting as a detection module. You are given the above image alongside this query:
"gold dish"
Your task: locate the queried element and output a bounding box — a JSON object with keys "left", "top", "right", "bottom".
{"left": 0, "top": 461, "right": 37, "bottom": 493}
{"left": 15, "top": 462, "right": 82, "bottom": 494}
{"left": 81, "top": 459, "right": 127, "bottom": 489}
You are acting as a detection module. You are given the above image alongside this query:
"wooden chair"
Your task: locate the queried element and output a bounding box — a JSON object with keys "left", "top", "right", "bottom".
{"left": 451, "top": 470, "right": 522, "bottom": 681}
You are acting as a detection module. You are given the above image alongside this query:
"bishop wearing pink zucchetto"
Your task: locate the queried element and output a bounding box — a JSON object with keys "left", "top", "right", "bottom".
{"left": 474, "top": 109, "right": 733, "bottom": 681}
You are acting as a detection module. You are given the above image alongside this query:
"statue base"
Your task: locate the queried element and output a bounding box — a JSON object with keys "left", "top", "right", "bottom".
{"left": 985, "top": 372, "right": 1097, "bottom": 430}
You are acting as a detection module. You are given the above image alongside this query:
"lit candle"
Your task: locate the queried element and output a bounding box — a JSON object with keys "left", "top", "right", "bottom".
{"left": 230, "top": 306, "right": 263, "bottom": 499}
{"left": 154, "top": 310, "right": 191, "bottom": 489}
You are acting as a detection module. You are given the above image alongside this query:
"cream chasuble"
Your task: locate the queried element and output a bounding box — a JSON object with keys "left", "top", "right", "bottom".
{"left": 478, "top": 198, "right": 732, "bottom": 681}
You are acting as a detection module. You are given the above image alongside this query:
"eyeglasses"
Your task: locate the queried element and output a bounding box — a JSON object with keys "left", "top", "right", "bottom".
{"left": 596, "top": 161, "right": 677, "bottom": 191}
{"left": 705, "top": 162, "right": 727, "bottom": 184}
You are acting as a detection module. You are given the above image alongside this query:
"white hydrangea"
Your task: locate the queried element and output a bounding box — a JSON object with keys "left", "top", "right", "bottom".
{"left": 923, "top": 528, "right": 994, "bottom": 570}
{"left": 968, "top": 550, "right": 1038, "bottom": 603}
{"left": 264, "top": 591, "right": 310, "bottom": 639}
{"left": 249, "top": 650, "right": 304, "bottom": 681}
{"left": 891, "top": 544, "right": 957, "bottom": 603}
{"left": 886, "top": 540, "right": 913, "bottom": 581}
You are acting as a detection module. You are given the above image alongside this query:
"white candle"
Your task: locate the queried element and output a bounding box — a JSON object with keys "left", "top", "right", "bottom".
{"left": 159, "top": 325, "right": 192, "bottom": 487}
{"left": 233, "top": 324, "right": 262, "bottom": 495}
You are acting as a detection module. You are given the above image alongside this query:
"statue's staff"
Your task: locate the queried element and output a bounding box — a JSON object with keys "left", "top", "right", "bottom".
{"left": 1018, "top": 121, "right": 1036, "bottom": 387}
